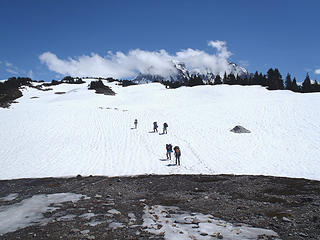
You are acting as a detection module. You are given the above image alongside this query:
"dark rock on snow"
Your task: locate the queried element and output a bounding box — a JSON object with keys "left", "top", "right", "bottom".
{"left": 230, "top": 125, "right": 251, "bottom": 133}
{"left": 88, "top": 80, "right": 116, "bottom": 95}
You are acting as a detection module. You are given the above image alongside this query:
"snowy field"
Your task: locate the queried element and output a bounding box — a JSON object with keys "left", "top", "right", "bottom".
{"left": 0, "top": 80, "right": 319, "bottom": 180}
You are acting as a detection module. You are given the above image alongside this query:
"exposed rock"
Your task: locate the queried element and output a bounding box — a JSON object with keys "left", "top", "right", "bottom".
{"left": 230, "top": 125, "right": 251, "bottom": 133}
{"left": 88, "top": 80, "right": 116, "bottom": 95}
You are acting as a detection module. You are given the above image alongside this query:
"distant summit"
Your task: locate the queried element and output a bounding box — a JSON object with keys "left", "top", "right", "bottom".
{"left": 134, "top": 61, "right": 248, "bottom": 84}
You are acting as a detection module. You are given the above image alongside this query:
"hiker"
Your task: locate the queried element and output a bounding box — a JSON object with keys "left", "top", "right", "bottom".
{"left": 174, "top": 146, "right": 181, "bottom": 166}
{"left": 134, "top": 119, "right": 138, "bottom": 129}
{"left": 166, "top": 144, "right": 173, "bottom": 160}
{"left": 163, "top": 122, "right": 168, "bottom": 134}
{"left": 153, "top": 122, "right": 158, "bottom": 132}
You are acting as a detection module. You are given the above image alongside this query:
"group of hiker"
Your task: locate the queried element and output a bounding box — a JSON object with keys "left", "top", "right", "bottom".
{"left": 133, "top": 119, "right": 181, "bottom": 166}
{"left": 166, "top": 144, "right": 181, "bottom": 166}
{"left": 152, "top": 121, "right": 168, "bottom": 134}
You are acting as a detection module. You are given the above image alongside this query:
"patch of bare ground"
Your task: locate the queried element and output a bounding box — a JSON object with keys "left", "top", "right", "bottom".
{"left": 0, "top": 174, "right": 319, "bottom": 239}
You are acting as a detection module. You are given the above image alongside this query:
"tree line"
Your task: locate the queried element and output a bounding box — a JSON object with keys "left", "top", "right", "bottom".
{"left": 162, "top": 68, "right": 320, "bottom": 93}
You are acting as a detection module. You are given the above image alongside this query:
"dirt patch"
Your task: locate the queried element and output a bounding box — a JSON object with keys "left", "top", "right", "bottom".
{"left": 0, "top": 174, "right": 319, "bottom": 240}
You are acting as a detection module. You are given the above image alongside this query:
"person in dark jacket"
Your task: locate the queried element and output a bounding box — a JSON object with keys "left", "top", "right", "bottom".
{"left": 153, "top": 122, "right": 158, "bottom": 132}
{"left": 134, "top": 119, "right": 138, "bottom": 129}
{"left": 166, "top": 144, "right": 173, "bottom": 160}
{"left": 174, "top": 146, "right": 181, "bottom": 166}
{"left": 163, "top": 122, "right": 168, "bottom": 134}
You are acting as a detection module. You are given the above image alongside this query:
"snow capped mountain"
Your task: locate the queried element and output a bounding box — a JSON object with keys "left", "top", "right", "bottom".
{"left": 134, "top": 61, "right": 248, "bottom": 84}
{"left": 133, "top": 62, "right": 189, "bottom": 84}
{"left": 229, "top": 62, "right": 249, "bottom": 77}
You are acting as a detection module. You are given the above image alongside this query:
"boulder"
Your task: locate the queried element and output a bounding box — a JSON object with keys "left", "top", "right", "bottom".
{"left": 230, "top": 125, "right": 251, "bottom": 133}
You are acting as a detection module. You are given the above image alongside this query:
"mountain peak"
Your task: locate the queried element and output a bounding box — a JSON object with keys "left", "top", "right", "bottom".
{"left": 134, "top": 61, "right": 248, "bottom": 83}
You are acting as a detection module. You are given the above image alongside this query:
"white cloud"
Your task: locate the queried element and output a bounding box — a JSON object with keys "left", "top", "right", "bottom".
{"left": 315, "top": 69, "right": 320, "bottom": 75}
{"left": 6, "top": 68, "right": 18, "bottom": 74}
{"left": 5, "top": 62, "right": 13, "bottom": 67}
{"left": 39, "top": 41, "right": 236, "bottom": 79}
{"left": 4, "top": 61, "right": 20, "bottom": 75}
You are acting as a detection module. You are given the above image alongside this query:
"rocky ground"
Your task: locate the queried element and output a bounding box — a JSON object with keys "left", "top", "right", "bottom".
{"left": 0, "top": 174, "right": 320, "bottom": 240}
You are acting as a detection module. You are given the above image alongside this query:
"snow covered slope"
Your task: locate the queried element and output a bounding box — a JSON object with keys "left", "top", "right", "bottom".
{"left": 0, "top": 80, "right": 319, "bottom": 180}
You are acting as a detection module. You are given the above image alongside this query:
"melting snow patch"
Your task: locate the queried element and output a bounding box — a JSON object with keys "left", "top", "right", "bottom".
{"left": 128, "top": 212, "right": 136, "bottom": 223}
{"left": 86, "top": 220, "right": 104, "bottom": 226}
{"left": 0, "top": 193, "right": 86, "bottom": 235}
{"left": 107, "top": 209, "right": 121, "bottom": 215}
{"left": 142, "top": 205, "right": 280, "bottom": 240}
{"left": 108, "top": 222, "right": 124, "bottom": 230}
{"left": 0, "top": 193, "right": 19, "bottom": 202}
{"left": 79, "top": 212, "right": 96, "bottom": 219}
{"left": 57, "top": 214, "right": 77, "bottom": 221}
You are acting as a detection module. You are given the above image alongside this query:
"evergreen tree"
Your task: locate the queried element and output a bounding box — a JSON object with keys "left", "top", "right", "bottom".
{"left": 259, "top": 73, "right": 267, "bottom": 86}
{"left": 241, "top": 74, "right": 249, "bottom": 85}
{"left": 285, "top": 73, "right": 292, "bottom": 90}
{"left": 275, "top": 68, "right": 284, "bottom": 90}
{"left": 291, "top": 77, "right": 300, "bottom": 92}
{"left": 267, "top": 68, "right": 283, "bottom": 90}
{"left": 251, "top": 71, "right": 259, "bottom": 85}
{"left": 213, "top": 75, "right": 222, "bottom": 85}
{"left": 188, "top": 75, "right": 204, "bottom": 87}
{"left": 228, "top": 73, "right": 236, "bottom": 85}
{"left": 312, "top": 80, "right": 319, "bottom": 92}
{"left": 223, "top": 72, "right": 227, "bottom": 84}
{"left": 302, "top": 74, "right": 312, "bottom": 93}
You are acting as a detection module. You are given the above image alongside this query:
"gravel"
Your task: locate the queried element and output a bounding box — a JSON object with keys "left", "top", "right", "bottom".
{"left": 0, "top": 174, "right": 319, "bottom": 240}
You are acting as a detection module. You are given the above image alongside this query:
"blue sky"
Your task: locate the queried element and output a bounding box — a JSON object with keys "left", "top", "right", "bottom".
{"left": 1, "top": 0, "right": 319, "bottom": 82}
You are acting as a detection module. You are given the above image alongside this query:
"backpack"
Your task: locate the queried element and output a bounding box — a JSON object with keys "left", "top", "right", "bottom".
{"left": 164, "top": 123, "right": 168, "bottom": 128}
{"left": 174, "top": 146, "right": 180, "bottom": 154}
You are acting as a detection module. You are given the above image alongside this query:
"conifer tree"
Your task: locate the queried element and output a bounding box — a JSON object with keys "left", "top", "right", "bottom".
{"left": 259, "top": 73, "right": 267, "bottom": 86}
{"left": 291, "top": 77, "right": 300, "bottom": 92}
{"left": 267, "top": 68, "right": 283, "bottom": 90}
{"left": 214, "top": 75, "right": 222, "bottom": 85}
{"left": 252, "top": 71, "right": 259, "bottom": 85}
{"left": 285, "top": 73, "right": 292, "bottom": 90}
{"left": 223, "top": 72, "right": 227, "bottom": 84}
{"left": 275, "top": 68, "right": 284, "bottom": 90}
{"left": 302, "top": 74, "right": 312, "bottom": 93}
{"left": 188, "top": 75, "right": 204, "bottom": 86}
{"left": 228, "top": 73, "right": 236, "bottom": 85}
{"left": 312, "top": 80, "right": 319, "bottom": 92}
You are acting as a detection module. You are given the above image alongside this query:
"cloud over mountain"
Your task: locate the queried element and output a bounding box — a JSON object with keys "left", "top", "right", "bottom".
{"left": 39, "top": 41, "right": 236, "bottom": 79}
